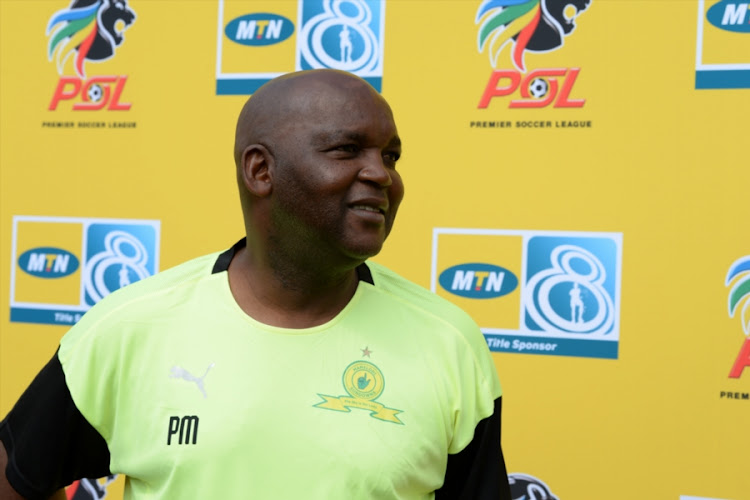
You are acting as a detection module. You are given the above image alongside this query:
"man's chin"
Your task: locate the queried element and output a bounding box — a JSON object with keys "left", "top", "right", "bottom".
{"left": 341, "top": 238, "right": 386, "bottom": 263}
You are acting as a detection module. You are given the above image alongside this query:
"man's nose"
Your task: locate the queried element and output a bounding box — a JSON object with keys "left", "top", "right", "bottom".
{"left": 358, "top": 152, "right": 393, "bottom": 187}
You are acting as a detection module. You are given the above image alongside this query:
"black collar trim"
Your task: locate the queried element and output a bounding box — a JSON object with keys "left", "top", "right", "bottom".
{"left": 210, "top": 238, "right": 246, "bottom": 275}
{"left": 211, "top": 237, "right": 374, "bottom": 285}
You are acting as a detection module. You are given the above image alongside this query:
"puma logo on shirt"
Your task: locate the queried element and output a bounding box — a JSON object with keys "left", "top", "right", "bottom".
{"left": 170, "top": 363, "right": 215, "bottom": 398}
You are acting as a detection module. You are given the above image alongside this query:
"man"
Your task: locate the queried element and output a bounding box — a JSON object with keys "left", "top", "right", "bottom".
{"left": 1, "top": 69, "right": 511, "bottom": 499}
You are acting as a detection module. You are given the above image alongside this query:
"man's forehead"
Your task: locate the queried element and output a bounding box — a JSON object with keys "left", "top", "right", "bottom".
{"left": 282, "top": 69, "right": 374, "bottom": 92}
{"left": 285, "top": 85, "right": 397, "bottom": 135}
{"left": 286, "top": 80, "right": 383, "bottom": 111}
{"left": 310, "top": 128, "right": 401, "bottom": 146}
{"left": 237, "top": 70, "right": 398, "bottom": 151}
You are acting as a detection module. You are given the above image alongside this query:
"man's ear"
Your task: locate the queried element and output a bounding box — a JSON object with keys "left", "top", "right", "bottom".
{"left": 240, "top": 144, "right": 273, "bottom": 197}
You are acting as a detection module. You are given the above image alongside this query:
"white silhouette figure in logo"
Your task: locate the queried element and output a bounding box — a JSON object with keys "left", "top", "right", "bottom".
{"left": 170, "top": 363, "right": 215, "bottom": 399}
{"left": 569, "top": 282, "right": 584, "bottom": 324}
{"left": 118, "top": 264, "right": 130, "bottom": 288}
{"left": 339, "top": 25, "right": 352, "bottom": 63}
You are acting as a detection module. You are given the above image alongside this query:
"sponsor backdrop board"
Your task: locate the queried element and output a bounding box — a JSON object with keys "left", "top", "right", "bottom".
{"left": 431, "top": 229, "right": 623, "bottom": 360}
{"left": 1, "top": 1, "right": 748, "bottom": 499}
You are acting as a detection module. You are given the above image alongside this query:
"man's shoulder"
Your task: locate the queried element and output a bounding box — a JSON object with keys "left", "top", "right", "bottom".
{"left": 365, "top": 261, "right": 480, "bottom": 335}
{"left": 59, "top": 250, "right": 221, "bottom": 349}
{"left": 365, "top": 261, "right": 501, "bottom": 399}
{"left": 95, "top": 250, "right": 220, "bottom": 307}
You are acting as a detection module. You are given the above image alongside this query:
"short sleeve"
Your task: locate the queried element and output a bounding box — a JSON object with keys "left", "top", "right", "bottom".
{"left": 448, "top": 321, "right": 503, "bottom": 455}
{"left": 437, "top": 321, "right": 510, "bottom": 500}
{"left": 0, "top": 351, "right": 111, "bottom": 500}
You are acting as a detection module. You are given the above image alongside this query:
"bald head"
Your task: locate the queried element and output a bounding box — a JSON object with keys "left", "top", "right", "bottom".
{"left": 233, "top": 70, "right": 387, "bottom": 168}
{"left": 233, "top": 68, "right": 403, "bottom": 267}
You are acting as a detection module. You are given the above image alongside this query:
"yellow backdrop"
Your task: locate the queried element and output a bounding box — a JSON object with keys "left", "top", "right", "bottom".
{"left": 1, "top": 1, "right": 748, "bottom": 499}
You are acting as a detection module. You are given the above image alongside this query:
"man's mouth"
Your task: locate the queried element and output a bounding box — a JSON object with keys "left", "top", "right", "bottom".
{"left": 351, "top": 204, "right": 385, "bottom": 215}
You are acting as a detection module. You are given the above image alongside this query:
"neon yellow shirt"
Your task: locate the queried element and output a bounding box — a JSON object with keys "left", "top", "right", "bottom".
{"left": 58, "top": 250, "right": 502, "bottom": 499}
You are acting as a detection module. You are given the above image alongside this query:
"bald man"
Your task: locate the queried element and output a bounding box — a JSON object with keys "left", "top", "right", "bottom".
{"left": 1, "top": 70, "right": 510, "bottom": 500}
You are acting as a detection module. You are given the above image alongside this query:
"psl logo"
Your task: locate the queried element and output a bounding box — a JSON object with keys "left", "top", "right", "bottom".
{"left": 475, "top": 0, "right": 591, "bottom": 108}
{"left": 46, "top": 0, "right": 136, "bottom": 111}
{"left": 726, "top": 255, "right": 750, "bottom": 378}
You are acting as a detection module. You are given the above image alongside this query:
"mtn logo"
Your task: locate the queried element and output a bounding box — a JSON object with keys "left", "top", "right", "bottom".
{"left": 18, "top": 247, "right": 79, "bottom": 279}
{"left": 439, "top": 263, "right": 518, "bottom": 299}
{"left": 225, "top": 13, "right": 294, "bottom": 46}
{"left": 707, "top": 1, "right": 750, "bottom": 32}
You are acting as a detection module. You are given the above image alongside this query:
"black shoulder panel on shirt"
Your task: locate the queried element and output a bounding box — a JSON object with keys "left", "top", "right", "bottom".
{"left": 0, "top": 351, "right": 111, "bottom": 500}
{"left": 435, "top": 396, "right": 511, "bottom": 500}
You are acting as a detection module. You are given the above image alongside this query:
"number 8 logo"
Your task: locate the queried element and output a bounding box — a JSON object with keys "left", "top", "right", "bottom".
{"left": 84, "top": 230, "right": 151, "bottom": 303}
{"left": 299, "top": 0, "right": 380, "bottom": 73}
{"left": 524, "top": 245, "right": 614, "bottom": 335}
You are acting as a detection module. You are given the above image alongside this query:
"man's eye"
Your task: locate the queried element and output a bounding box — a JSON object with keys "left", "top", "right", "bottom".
{"left": 336, "top": 144, "right": 359, "bottom": 153}
{"left": 383, "top": 151, "right": 400, "bottom": 163}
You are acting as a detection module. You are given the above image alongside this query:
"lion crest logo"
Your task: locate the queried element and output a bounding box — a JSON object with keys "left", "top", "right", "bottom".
{"left": 46, "top": 0, "right": 136, "bottom": 78}
{"left": 726, "top": 256, "right": 750, "bottom": 336}
{"left": 476, "top": 0, "right": 591, "bottom": 72}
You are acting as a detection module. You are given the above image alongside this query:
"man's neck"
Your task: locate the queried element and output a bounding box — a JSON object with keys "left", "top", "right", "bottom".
{"left": 227, "top": 246, "right": 361, "bottom": 329}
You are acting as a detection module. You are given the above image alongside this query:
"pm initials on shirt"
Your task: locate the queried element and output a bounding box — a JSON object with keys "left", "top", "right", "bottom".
{"left": 167, "top": 415, "right": 199, "bottom": 445}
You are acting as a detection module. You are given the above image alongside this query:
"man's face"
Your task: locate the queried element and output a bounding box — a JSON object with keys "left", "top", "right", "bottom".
{"left": 268, "top": 83, "right": 404, "bottom": 264}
